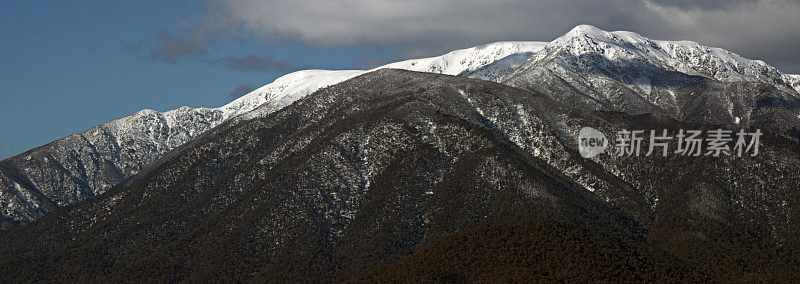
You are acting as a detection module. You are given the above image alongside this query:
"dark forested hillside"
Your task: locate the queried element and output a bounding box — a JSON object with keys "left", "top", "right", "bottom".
{"left": 364, "top": 220, "right": 798, "bottom": 282}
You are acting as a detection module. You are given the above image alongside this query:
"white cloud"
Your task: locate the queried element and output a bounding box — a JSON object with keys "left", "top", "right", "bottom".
{"left": 181, "top": 0, "right": 800, "bottom": 72}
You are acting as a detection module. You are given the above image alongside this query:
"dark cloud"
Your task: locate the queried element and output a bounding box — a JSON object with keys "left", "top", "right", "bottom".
{"left": 227, "top": 83, "right": 256, "bottom": 99}
{"left": 148, "top": 30, "right": 207, "bottom": 62}
{"left": 212, "top": 54, "right": 303, "bottom": 72}
{"left": 146, "top": 14, "right": 242, "bottom": 63}
{"left": 124, "top": 17, "right": 302, "bottom": 72}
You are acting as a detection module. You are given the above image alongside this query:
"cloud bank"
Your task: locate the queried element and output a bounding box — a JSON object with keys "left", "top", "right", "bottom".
{"left": 145, "top": 0, "right": 800, "bottom": 73}
{"left": 212, "top": 54, "right": 303, "bottom": 72}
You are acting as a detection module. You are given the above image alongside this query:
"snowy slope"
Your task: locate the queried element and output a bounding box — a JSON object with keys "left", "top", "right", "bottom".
{"left": 381, "top": 41, "right": 546, "bottom": 76}
{"left": 464, "top": 52, "right": 537, "bottom": 82}
{"left": 220, "top": 41, "right": 546, "bottom": 119}
{"left": 220, "top": 70, "right": 366, "bottom": 119}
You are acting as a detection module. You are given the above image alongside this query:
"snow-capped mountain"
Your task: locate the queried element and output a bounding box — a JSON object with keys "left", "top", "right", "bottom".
{"left": 503, "top": 25, "right": 800, "bottom": 138}
{"left": 0, "top": 41, "right": 545, "bottom": 228}
{"left": 526, "top": 25, "right": 795, "bottom": 90}
{"left": 3, "top": 24, "right": 799, "bottom": 229}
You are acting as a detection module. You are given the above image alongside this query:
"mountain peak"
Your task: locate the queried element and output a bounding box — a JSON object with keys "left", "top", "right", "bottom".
{"left": 535, "top": 25, "right": 794, "bottom": 89}
{"left": 567, "top": 24, "right": 607, "bottom": 36}
{"left": 559, "top": 24, "right": 650, "bottom": 45}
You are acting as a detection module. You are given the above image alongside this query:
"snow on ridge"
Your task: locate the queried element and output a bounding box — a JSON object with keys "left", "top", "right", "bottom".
{"left": 219, "top": 41, "right": 547, "bottom": 119}
{"left": 220, "top": 26, "right": 796, "bottom": 123}
{"left": 380, "top": 41, "right": 547, "bottom": 76}
{"left": 220, "top": 70, "right": 365, "bottom": 119}
{"left": 542, "top": 24, "right": 791, "bottom": 88}
{"left": 20, "top": 26, "right": 799, "bottom": 160}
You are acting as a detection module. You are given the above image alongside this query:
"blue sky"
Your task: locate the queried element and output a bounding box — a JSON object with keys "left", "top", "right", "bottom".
{"left": 2, "top": 0, "right": 799, "bottom": 159}
{"left": 0, "top": 0, "right": 396, "bottom": 158}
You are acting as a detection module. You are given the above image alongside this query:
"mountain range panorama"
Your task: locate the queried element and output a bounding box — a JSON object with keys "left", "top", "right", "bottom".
{"left": 1, "top": 25, "right": 799, "bottom": 281}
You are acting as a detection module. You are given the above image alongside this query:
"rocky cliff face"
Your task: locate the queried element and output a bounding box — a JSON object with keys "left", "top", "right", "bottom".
{"left": 2, "top": 70, "right": 798, "bottom": 281}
